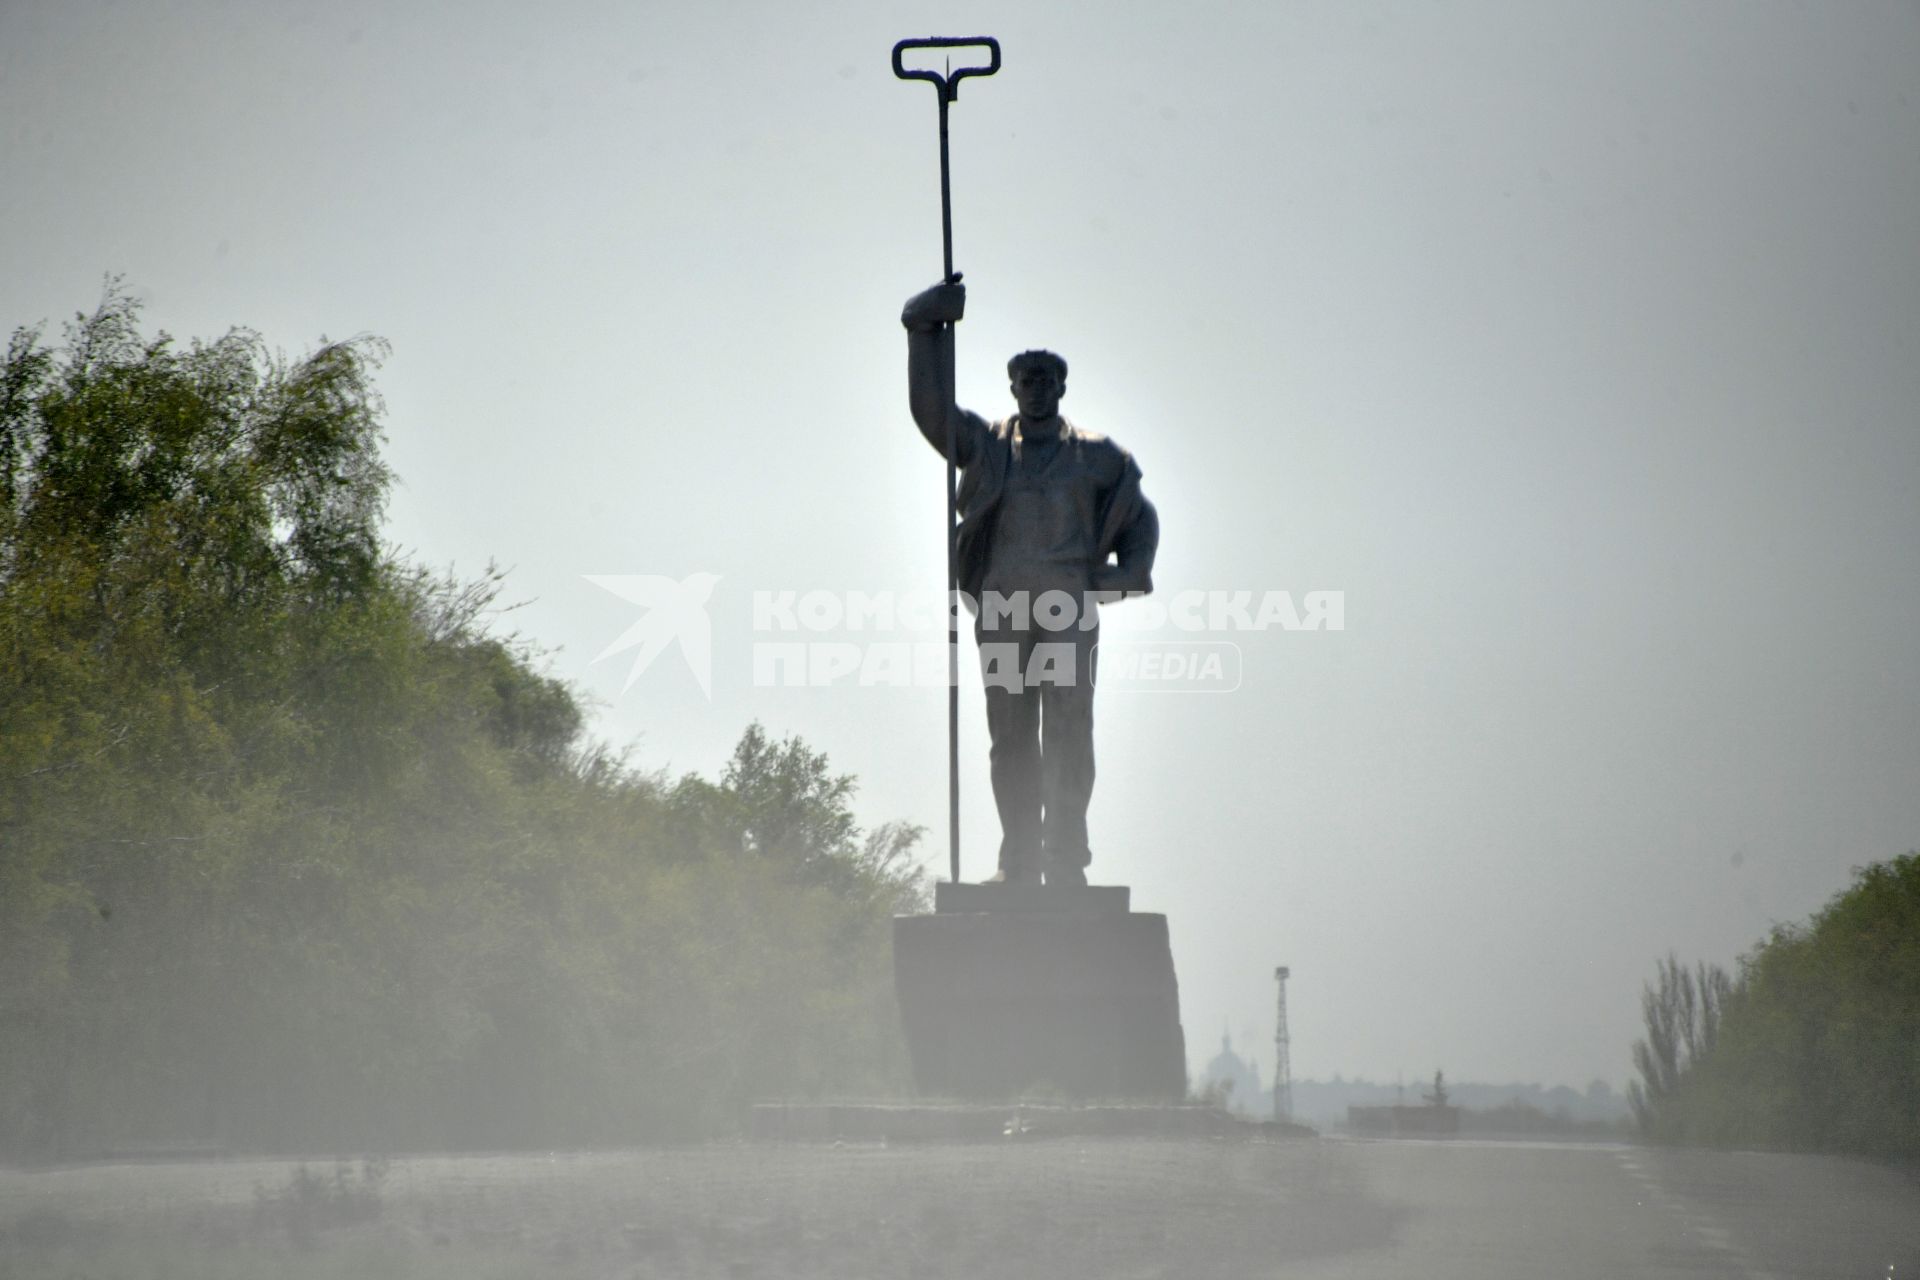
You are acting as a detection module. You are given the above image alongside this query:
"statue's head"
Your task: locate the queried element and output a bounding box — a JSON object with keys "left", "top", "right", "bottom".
{"left": 1007, "top": 350, "right": 1067, "bottom": 420}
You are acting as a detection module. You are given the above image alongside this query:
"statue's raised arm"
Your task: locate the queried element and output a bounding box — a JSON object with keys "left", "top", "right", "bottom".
{"left": 902, "top": 281, "right": 988, "bottom": 465}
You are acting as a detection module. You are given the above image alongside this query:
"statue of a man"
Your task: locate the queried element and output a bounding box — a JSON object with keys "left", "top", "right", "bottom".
{"left": 902, "top": 280, "right": 1159, "bottom": 887}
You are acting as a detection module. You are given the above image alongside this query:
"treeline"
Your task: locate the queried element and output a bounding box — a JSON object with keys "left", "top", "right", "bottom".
{"left": 1629, "top": 853, "right": 1920, "bottom": 1156}
{"left": 1292, "top": 1077, "right": 1627, "bottom": 1129}
{"left": 0, "top": 290, "right": 924, "bottom": 1160}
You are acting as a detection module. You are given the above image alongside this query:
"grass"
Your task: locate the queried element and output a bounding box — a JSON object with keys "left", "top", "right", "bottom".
{"left": 0, "top": 1139, "right": 1398, "bottom": 1279}
{"left": 0, "top": 1235, "right": 587, "bottom": 1280}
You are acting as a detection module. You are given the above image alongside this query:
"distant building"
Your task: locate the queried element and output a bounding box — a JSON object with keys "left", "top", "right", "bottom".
{"left": 1199, "top": 1032, "right": 1264, "bottom": 1116}
{"left": 1289, "top": 1076, "right": 1631, "bottom": 1133}
{"left": 1346, "top": 1069, "right": 1460, "bottom": 1135}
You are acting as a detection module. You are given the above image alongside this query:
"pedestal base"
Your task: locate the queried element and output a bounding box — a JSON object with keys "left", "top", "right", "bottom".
{"left": 893, "top": 885, "right": 1186, "bottom": 1100}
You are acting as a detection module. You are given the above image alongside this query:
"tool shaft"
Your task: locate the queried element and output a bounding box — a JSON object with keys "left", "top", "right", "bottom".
{"left": 892, "top": 35, "right": 1001, "bottom": 886}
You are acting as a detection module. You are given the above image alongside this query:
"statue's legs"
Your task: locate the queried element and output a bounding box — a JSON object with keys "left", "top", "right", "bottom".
{"left": 978, "top": 617, "right": 1099, "bottom": 881}
{"left": 1038, "top": 624, "right": 1097, "bottom": 874}
{"left": 982, "top": 652, "right": 1043, "bottom": 879}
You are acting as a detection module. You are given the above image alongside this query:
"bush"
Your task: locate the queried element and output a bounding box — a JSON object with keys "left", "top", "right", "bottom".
{"left": 252, "top": 1159, "right": 390, "bottom": 1248}
{"left": 0, "top": 289, "right": 926, "bottom": 1159}
{"left": 1629, "top": 852, "right": 1920, "bottom": 1155}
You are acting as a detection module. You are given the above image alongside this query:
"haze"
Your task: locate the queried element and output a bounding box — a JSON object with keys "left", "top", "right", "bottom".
{"left": 4, "top": 0, "right": 1916, "bottom": 1093}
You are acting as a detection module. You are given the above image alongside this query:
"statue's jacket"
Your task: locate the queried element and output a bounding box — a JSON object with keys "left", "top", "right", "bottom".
{"left": 948, "top": 416, "right": 1160, "bottom": 607}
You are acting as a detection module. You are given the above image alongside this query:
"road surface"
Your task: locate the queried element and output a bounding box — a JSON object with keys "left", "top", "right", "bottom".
{"left": 1296, "top": 1137, "right": 1919, "bottom": 1278}
{"left": 2, "top": 1135, "right": 1915, "bottom": 1277}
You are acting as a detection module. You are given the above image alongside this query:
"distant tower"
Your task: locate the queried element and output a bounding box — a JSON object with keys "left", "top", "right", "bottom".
{"left": 1273, "top": 965, "right": 1293, "bottom": 1122}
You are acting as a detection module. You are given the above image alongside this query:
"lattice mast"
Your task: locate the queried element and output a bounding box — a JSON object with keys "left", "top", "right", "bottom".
{"left": 1273, "top": 965, "right": 1293, "bottom": 1122}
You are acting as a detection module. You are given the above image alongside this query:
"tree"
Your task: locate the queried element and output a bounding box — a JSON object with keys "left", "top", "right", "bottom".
{"left": 1699, "top": 853, "right": 1920, "bottom": 1153}
{"left": 706, "top": 721, "right": 925, "bottom": 908}
{"left": 1626, "top": 855, "right": 1920, "bottom": 1155}
{"left": 0, "top": 287, "right": 927, "bottom": 1158}
{"left": 0, "top": 285, "right": 400, "bottom": 1156}
{"left": 1626, "top": 953, "right": 1730, "bottom": 1140}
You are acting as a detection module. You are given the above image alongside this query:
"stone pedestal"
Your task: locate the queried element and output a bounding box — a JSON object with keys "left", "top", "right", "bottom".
{"left": 893, "top": 884, "right": 1186, "bottom": 1100}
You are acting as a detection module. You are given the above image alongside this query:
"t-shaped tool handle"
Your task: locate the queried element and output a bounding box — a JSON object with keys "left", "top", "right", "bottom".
{"left": 892, "top": 37, "right": 1001, "bottom": 104}
{"left": 893, "top": 35, "right": 1001, "bottom": 886}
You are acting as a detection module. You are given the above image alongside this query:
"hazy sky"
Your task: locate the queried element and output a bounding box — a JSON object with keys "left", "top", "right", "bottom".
{"left": 5, "top": 0, "right": 1917, "bottom": 1090}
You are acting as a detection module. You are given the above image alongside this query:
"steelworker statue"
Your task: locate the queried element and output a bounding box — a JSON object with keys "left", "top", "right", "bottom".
{"left": 902, "top": 281, "right": 1159, "bottom": 887}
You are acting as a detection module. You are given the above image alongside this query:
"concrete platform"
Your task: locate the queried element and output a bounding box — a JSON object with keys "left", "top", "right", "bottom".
{"left": 894, "top": 888, "right": 1186, "bottom": 1100}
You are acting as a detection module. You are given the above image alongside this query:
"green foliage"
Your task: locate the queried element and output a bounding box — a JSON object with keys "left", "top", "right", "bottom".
{"left": 1626, "top": 953, "right": 1730, "bottom": 1139}
{"left": 0, "top": 287, "right": 926, "bottom": 1159}
{"left": 1629, "top": 853, "right": 1920, "bottom": 1155}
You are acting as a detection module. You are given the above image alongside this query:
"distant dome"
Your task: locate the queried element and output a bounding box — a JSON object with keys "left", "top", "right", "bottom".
{"left": 1199, "top": 1030, "right": 1264, "bottom": 1116}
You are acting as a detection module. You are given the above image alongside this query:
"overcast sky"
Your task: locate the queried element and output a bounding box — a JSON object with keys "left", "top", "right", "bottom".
{"left": 5, "top": 0, "right": 1917, "bottom": 1091}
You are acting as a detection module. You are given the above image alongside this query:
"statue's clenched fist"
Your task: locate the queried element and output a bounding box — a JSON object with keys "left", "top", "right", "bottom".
{"left": 901, "top": 280, "right": 966, "bottom": 332}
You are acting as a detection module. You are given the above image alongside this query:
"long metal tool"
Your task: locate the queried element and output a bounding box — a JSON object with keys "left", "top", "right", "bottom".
{"left": 891, "top": 35, "right": 1001, "bottom": 886}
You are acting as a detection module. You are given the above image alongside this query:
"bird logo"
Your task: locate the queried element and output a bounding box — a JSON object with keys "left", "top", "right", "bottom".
{"left": 584, "top": 573, "right": 721, "bottom": 698}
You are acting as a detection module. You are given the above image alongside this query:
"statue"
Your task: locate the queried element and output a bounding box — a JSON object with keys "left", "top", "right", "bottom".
{"left": 902, "top": 281, "right": 1159, "bottom": 887}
